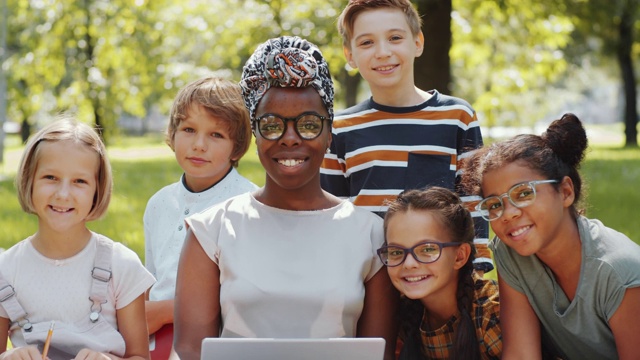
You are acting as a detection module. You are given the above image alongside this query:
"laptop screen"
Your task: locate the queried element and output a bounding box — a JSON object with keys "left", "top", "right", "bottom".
{"left": 200, "top": 338, "right": 386, "bottom": 360}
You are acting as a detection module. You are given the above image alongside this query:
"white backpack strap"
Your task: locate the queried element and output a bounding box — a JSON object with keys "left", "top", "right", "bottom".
{"left": 88, "top": 235, "right": 113, "bottom": 323}
{"left": 0, "top": 273, "right": 33, "bottom": 331}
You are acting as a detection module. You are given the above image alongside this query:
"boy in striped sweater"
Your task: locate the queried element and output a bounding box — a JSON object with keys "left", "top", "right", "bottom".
{"left": 321, "top": 0, "right": 493, "bottom": 273}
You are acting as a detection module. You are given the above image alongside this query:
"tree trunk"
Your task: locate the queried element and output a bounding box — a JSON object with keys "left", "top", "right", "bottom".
{"left": 617, "top": 3, "right": 638, "bottom": 147}
{"left": 413, "top": 0, "right": 452, "bottom": 95}
{"left": 83, "top": 0, "right": 105, "bottom": 141}
{"left": 340, "top": 68, "right": 362, "bottom": 109}
{"left": 20, "top": 118, "right": 30, "bottom": 144}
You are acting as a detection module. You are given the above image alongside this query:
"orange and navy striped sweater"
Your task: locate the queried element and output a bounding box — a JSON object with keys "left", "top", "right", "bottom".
{"left": 321, "top": 90, "right": 493, "bottom": 272}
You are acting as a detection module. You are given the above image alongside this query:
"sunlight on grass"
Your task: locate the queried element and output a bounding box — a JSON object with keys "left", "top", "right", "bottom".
{"left": 581, "top": 146, "right": 639, "bottom": 241}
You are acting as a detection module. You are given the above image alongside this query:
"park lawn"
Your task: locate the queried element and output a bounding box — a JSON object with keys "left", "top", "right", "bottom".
{"left": 0, "top": 138, "right": 638, "bottom": 264}
{"left": 579, "top": 146, "right": 640, "bottom": 240}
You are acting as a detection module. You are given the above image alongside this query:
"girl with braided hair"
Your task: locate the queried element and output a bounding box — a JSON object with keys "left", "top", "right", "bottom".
{"left": 378, "top": 187, "right": 501, "bottom": 359}
{"left": 461, "top": 113, "right": 640, "bottom": 359}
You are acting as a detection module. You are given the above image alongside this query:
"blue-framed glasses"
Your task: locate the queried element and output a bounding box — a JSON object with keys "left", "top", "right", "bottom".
{"left": 476, "top": 179, "right": 559, "bottom": 221}
{"left": 253, "top": 112, "right": 328, "bottom": 141}
{"left": 377, "top": 241, "right": 461, "bottom": 267}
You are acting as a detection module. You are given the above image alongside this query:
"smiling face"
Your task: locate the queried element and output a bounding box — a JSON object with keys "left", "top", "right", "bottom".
{"left": 31, "top": 140, "right": 99, "bottom": 236}
{"left": 345, "top": 7, "right": 423, "bottom": 97}
{"left": 385, "top": 209, "right": 467, "bottom": 305}
{"left": 254, "top": 86, "right": 331, "bottom": 193}
{"left": 481, "top": 161, "right": 575, "bottom": 257}
{"left": 173, "top": 103, "right": 236, "bottom": 192}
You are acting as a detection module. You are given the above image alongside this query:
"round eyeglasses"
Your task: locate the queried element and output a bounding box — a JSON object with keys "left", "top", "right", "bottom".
{"left": 253, "top": 112, "right": 328, "bottom": 141}
{"left": 377, "top": 241, "right": 461, "bottom": 267}
{"left": 476, "top": 179, "right": 559, "bottom": 221}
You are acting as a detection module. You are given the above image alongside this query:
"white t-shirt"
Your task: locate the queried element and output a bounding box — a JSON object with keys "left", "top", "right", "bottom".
{"left": 185, "top": 192, "right": 385, "bottom": 338}
{"left": 0, "top": 233, "right": 155, "bottom": 346}
{"left": 144, "top": 169, "right": 258, "bottom": 301}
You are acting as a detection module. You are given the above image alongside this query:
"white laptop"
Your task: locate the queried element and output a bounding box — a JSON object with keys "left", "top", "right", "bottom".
{"left": 200, "top": 337, "right": 386, "bottom": 360}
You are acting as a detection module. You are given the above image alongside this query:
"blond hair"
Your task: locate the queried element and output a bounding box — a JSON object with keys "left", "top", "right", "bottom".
{"left": 15, "top": 115, "right": 112, "bottom": 221}
{"left": 338, "top": 0, "right": 422, "bottom": 49}
{"left": 166, "top": 77, "right": 252, "bottom": 168}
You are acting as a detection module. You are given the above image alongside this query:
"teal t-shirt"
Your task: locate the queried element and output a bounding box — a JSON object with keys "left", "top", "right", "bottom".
{"left": 491, "top": 216, "right": 640, "bottom": 359}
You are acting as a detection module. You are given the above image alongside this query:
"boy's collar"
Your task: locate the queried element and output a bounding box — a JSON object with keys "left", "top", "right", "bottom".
{"left": 369, "top": 90, "right": 437, "bottom": 113}
{"left": 181, "top": 167, "right": 233, "bottom": 193}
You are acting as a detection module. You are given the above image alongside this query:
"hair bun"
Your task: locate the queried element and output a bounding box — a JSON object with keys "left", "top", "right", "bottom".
{"left": 542, "top": 113, "right": 588, "bottom": 168}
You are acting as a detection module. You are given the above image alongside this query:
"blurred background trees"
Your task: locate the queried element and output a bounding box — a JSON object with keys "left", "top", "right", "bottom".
{"left": 0, "top": 0, "right": 638, "bottom": 157}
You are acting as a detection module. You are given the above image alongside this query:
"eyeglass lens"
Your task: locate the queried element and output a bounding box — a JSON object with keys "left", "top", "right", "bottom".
{"left": 479, "top": 183, "right": 538, "bottom": 220}
{"left": 380, "top": 243, "right": 444, "bottom": 267}
{"left": 257, "top": 113, "right": 324, "bottom": 140}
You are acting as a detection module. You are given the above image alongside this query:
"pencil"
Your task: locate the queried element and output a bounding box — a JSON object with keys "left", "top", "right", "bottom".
{"left": 41, "top": 320, "right": 55, "bottom": 360}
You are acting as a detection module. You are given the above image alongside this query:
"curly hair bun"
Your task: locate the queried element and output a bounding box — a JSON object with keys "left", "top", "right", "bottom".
{"left": 542, "top": 113, "right": 588, "bottom": 168}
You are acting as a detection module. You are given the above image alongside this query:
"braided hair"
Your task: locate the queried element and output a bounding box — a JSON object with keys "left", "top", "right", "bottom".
{"left": 384, "top": 187, "right": 479, "bottom": 360}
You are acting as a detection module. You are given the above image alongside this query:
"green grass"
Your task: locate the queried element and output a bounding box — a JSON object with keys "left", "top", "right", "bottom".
{"left": 0, "top": 135, "right": 638, "bottom": 265}
{"left": 580, "top": 147, "right": 640, "bottom": 240}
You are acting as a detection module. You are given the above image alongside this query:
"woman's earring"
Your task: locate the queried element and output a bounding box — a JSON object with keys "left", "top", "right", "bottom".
{"left": 326, "top": 148, "right": 331, "bottom": 154}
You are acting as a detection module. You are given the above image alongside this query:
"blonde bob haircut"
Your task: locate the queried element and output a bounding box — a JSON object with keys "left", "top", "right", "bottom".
{"left": 166, "top": 77, "right": 252, "bottom": 168}
{"left": 15, "top": 115, "right": 113, "bottom": 221}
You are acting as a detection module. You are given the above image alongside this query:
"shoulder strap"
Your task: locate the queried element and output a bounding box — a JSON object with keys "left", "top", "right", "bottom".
{"left": 0, "top": 272, "right": 33, "bottom": 331}
{"left": 89, "top": 235, "right": 113, "bottom": 322}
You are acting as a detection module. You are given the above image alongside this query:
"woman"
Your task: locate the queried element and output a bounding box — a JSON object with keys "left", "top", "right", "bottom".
{"left": 174, "top": 36, "right": 398, "bottom": 360}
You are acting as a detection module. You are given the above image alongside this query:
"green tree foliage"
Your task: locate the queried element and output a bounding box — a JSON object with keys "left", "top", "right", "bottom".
{"left": 2, "top": 0, "right": 350, "bottom": 143}
{"left": 183, "top": 0, "right": 349, "bottom": 106}
{"left": 4, "top": 0, "right": 48, "bottom": 140}
{"left": 5, "top": 0, "right": 172, "bottom": 143}
{"left": 0, "top": 0, "right": 7, "bottom": 162}
{"left": 449, "top": 0, "right": 574, "bottom": 129}
{"left": 565, "top": 0, "right": 639, "bottom": 147}
{"left": 2, "top": 0, "right": 637, "bottom": 148}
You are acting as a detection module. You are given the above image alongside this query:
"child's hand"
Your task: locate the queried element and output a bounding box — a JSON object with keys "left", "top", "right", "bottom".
{"left": 0, "top": 345, "right": 44, "bottom": 359}
{"left": 72, "top": 349, "right": 116, "bottom": 360}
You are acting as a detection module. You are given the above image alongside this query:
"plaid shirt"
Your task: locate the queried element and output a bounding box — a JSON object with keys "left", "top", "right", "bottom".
{"left": 416, "top": 273, "right": 501, "bottom": 359}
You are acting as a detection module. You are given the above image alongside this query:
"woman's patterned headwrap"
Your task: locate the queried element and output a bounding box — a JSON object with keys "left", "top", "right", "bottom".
{"left": 240, "top": 36, "right": 334, "bottom": 120}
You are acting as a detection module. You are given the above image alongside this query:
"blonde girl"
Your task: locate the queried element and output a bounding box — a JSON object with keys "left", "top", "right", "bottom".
{"left": 0, "top": 117, "right": 155, "bottom": 360}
